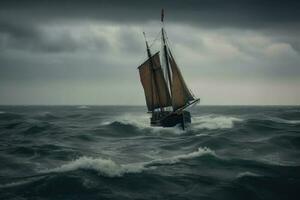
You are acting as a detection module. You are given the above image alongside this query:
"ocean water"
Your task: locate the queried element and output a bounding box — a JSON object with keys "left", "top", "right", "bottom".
{"left": 0, "top": 105, "right": 300, "bottom": 200}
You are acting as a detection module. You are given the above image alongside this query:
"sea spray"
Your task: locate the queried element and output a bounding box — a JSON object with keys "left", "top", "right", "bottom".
{"left": 192, "top": 115, "right": 243, "bottom": 130}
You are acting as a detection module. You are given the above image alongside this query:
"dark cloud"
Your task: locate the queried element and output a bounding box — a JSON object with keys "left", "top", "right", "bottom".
{"left": 1, "top": 0, "right": 299, "bottom": 53}
{"left": 0, "top": 0, "right": 299, "bottom": 28}
{"left": 0, "top": 0, "right": 299, "bottom": 105}
{"left": 0, "top": 19, "right": 111, "bottom": 53}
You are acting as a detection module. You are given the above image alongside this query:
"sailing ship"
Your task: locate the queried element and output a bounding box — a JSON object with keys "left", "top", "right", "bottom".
{"left": 138, "top": 9, "right": 200, "bottom": 129}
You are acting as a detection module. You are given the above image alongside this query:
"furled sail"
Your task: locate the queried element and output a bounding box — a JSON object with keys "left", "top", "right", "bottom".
{"left": 138, "top": 52, "right": 172, "bottom": 111}
{"left": 168, "top": 50, "right": 194, "bottom": 110}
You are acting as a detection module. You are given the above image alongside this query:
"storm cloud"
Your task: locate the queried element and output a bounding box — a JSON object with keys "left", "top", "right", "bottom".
{"left": 0, "top": 0, "right": 299, "bottom": 105}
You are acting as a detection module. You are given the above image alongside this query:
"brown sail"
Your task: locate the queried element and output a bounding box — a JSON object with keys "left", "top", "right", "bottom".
{"left": 168, "top": 50, "right": 194, "bottom": 110}
{"left": 138, "top": 52, "right": 172, "bottom": 111}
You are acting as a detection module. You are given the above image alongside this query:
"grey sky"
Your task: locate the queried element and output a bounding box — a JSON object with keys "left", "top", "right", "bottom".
{"left": 0, "top": 0, "right": 299, "bottom": 105}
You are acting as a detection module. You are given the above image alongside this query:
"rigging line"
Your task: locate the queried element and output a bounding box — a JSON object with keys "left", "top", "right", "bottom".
{"left": 149, "top": 30, "right": 162, "bottom": 49}
{"left": 164, "top": 30, "right": 197, "bottom": 99}
{"left": 137, "top": 30, "right": 162, "bottom": 65}
{"left": 137, "top": 35, "right": 156, "bottom": 67}
{"left": 136, "top": 49, "right": 149, "bottom": 67}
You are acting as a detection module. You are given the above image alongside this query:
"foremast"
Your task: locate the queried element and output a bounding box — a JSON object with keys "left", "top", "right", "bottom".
{"left": 138, "top": 33, "right": 172, "bottom": 112}
{"left": 143, "top": 32, "right": 162, "bottom": 112}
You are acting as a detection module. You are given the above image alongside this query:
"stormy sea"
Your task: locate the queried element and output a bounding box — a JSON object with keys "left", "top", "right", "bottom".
{"left": 0, "top": 105, "right": 299, "bottom": 200}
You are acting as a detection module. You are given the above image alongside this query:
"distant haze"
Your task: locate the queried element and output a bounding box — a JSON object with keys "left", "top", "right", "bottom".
{"left": 0, "top": 0, "right": 299, "bottom": 105}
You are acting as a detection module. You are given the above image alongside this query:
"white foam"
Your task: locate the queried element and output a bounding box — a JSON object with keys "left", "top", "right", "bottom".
{"left": 102, "top": 114, "right": 243, "bottom": 133}
{"left": 43, "top": 147, "right": 215, "bottom": 177}
{"left": 270, "top": 117, "right": 300, "bottom": 124}
{"left": 195, "top": 133, "right": 209, "bottom": 137}
{"left": 237, "top": 171, "right": 261, "bottom": 178}
{"left": 43, "top": 156, "right": 142, "bottom": 177}
{"left": 0, "top": 180, "right": 32, "bottom": 188}
{"left": 192, "top": 115, "right": 243, "bottom": 130}
{"left": 258, "top": 154, "right": 299, "bottom": 166}
{"left": 147, "top": 147, "right": 216, "bottom": 166}
{"left": 77, "top": 105, "right": 89, "bottom": 109}
{"left": 102, "top": 114, "right": 185, "bottom": 134}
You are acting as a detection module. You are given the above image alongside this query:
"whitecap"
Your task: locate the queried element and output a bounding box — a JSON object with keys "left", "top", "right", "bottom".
{"left": 191, "top": 115, "right": 243, "bottom": 130}
{"left": 102, "top": 114, "right": 243, "bottom": 133}
{"left": 195, "top": 133, "right": 209, "bottom": 137}
{"left": 42, "top": 147, "right": 216, "bottom": 177}
{"left": 269, "top": 117, "right": 300, "bottom": 125}
{"left": 0, "top": 180, "right": 33, "bottom": 188}
{"left": 236, "top": 171, "right": 262, "bottom": 178}
{"left": 42, "top": 156, "right": 145, "bottom": 177}
{"left": 146, "top": 147, "right": 216, "bottom": 166}
{"left": 102, "top": 114, "right": 185, "bottom": 135}
{"left": 77, "top": 105, "right": 89, "bottom": 109}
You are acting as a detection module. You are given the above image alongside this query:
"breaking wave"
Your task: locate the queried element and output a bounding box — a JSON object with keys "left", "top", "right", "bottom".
{"left": 102, "top": 114, "right": 244, "bottom": 132}
{"left": 192, "top": 115, "right": 243, "bottom": 130}
{"left": 268, "top": 117, "right": 300, "bottom": 125}
{"left": 101, "top": 114, "right": 148, "bottom": 128}
{"left": 77, "top": 105, "right": 89, "bottom": 109}
{"left": 0, "top": 180, "right": 34, "bottom": 189}
{"left": 236, "top": 171, "right": 262, "bottom": 178}
{"left": 42, "top": 147, "right": 215, "bottom": 177}
{"left": 101, "top": 114, "right": 184, "bottom": 134}
{"left": 146, "top": 147, "right": 216, "bottom": 166}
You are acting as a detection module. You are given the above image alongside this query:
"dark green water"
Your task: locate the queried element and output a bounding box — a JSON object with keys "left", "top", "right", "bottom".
{"left": 0, "top": 106, "right": 300, "bottom": 199}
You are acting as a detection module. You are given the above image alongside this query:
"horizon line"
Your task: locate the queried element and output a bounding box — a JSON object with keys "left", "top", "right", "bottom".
{"left": 0, "top": 104, "right": 299, "bottom": 107}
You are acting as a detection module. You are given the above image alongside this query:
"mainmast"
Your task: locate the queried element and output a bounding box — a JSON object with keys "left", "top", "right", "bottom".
{"left": 161, "top": 9, "right": 173, "bottom": 102}
{"left": 160, "top": 9, "right": 200, "bottom": 111}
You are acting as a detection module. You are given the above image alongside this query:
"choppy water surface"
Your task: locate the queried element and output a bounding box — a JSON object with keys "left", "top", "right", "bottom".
{"left": 0, "top": 106, "right": 299, "bottom": 199}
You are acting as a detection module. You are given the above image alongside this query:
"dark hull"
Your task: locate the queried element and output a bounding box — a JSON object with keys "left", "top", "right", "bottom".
{"left": 151, "top": 111, "right": 191, "bottom": 128}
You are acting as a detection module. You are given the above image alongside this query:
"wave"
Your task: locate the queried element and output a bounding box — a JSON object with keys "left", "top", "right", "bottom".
{"left": 268, "top": 117, "right": 300, "bottom": 125}
{"left": 101, "top": 114, "right": 148, "bottom": 128}
{"left": 0, "top": 112, "right": 24, "bottom": 120}
{"left": 145, "top": 147, "right": 216, "bottom": 166}
{"left": 0, "top": 111, "right": 5, "bottom": 114}
{"left": 192, "top": 115, "right": 243, "bottom": 130}
{"left": 0, "top": 180, "right": 33, "bottom": 189}
{"left": 77, "top": 105, "right": 89, "bottom": 109}
{"left": 102, "top": 114, "right": 243, "bottom": 134}
{"left": 101, "top": 114, "right": 185, "bottom": 134}
{"left": 42, "top": 147, "right": 215, "bottom": 177}
{"left": 244, "top": 116, "right": 300, "bottom": 132}
{"left": 236, "top": 171, "right": 262, "bottom": 178}
{"left": 277, "top": 109, "right": 300, "bottom": 120}
{"left": 43, "top": 156, "right": 141, "bottom": 177}
{"left": 269, "top": 135, "right": 300, "bottom": 150}
{"left": 22, "top": 122, "right": 54, "bottom": 134}
{"left": 34, "top": 112, "right": 59, "bottom": 120}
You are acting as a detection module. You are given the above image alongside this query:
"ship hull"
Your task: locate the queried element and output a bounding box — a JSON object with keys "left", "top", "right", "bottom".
{"left": 151, "top": 111, "right": 191, "bottom": 128}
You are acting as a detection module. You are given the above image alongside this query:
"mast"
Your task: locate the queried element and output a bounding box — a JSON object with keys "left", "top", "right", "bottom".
{"left": 143, "top": 32, "right": 163, "bottom": 111}
{"left": 161, "top": 9, "right": 173, "bottom": 99}
{"left": 160, "top": 10, "right": 199, "bottom": 111}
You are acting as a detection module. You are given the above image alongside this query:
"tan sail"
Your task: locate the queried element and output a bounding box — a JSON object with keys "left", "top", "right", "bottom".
{"left": 138, "top": 52, "right": 172, "bottom": 111}
{"left": 168, "top": 50, "right": 194, "bottom": 110}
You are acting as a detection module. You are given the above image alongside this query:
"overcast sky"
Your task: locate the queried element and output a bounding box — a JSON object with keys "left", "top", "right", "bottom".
{"left": 0, "top": 0, "right": 299, "bottom": 105}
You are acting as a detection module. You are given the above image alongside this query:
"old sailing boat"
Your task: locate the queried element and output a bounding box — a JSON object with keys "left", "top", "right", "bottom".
{"left": 138, "top": 10, "right": 200, "bottom": 129}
